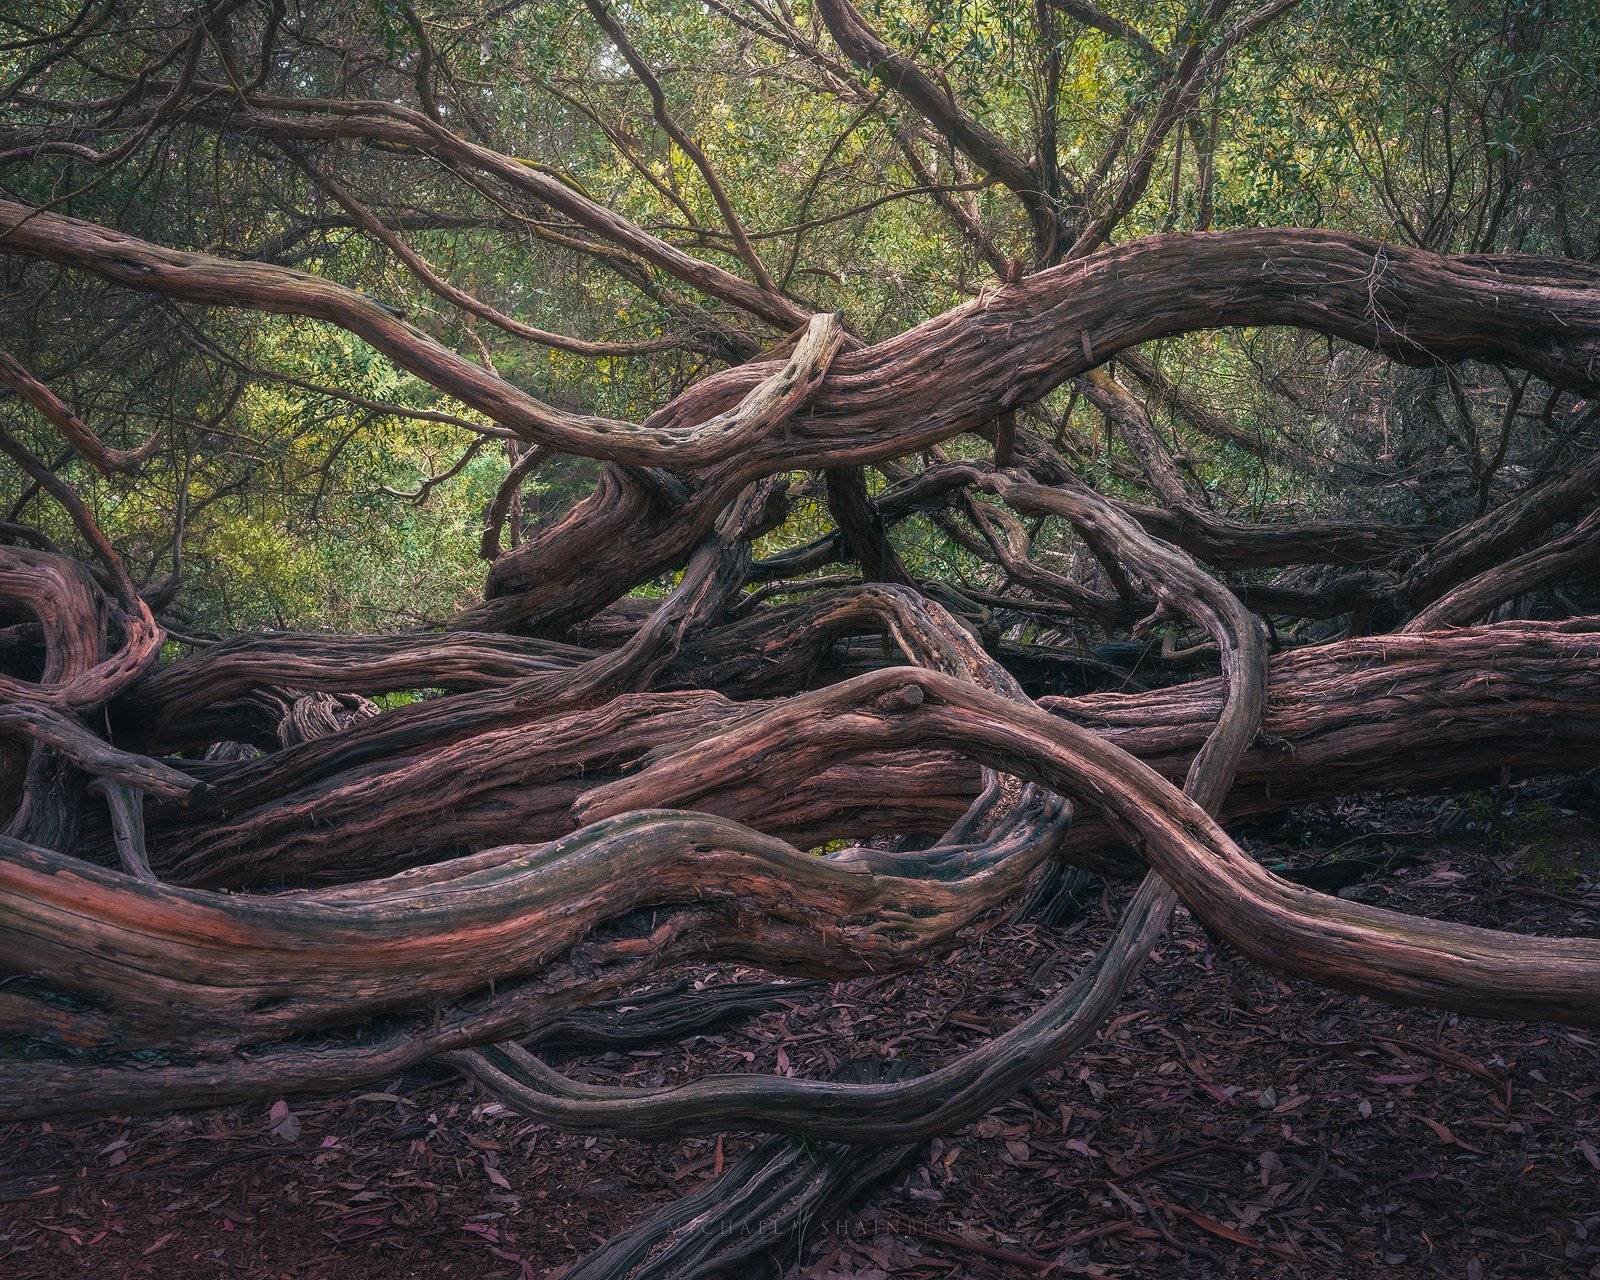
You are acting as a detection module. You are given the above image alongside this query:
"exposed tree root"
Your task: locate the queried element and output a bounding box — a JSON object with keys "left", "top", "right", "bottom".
{"left": 561, "top": 1061, "right": 925, "bottom": 1280}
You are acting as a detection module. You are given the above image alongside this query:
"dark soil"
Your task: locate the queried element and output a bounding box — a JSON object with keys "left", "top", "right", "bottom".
{"left": 4, "top": 783, "right": 1598, "bottom": 1279}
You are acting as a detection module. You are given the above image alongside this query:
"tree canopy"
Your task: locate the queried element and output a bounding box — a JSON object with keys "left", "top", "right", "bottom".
{"left": 3, "top": 2, "right": 1600, "bottom": 1274}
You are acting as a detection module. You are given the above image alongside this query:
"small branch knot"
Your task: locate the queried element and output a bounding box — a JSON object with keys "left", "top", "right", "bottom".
{"left": 875, "top": 683, "right": 926, "bottom": 713}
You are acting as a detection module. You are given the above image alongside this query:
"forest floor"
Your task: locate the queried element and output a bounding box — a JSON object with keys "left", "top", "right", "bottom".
{"left": 3, "top": 781, "right": 1599, "bottom": 1280}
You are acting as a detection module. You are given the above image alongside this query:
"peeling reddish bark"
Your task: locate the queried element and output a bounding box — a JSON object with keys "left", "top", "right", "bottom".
{"left": 4, "top": 193, "right": 1600, "bottom": 1158}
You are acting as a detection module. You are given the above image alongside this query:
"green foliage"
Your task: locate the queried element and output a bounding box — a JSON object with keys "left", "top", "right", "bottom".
{"left": 3, "top": 0, "right": 1595, "bottom": 630}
